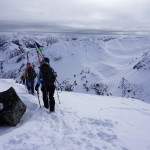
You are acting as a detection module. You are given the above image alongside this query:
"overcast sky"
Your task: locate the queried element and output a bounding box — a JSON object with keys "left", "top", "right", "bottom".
{"left": 0, "top": 0, "right": 150, "bottom": 33}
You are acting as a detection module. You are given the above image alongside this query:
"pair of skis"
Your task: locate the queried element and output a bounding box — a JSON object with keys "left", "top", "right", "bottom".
{"left": 34, "top": 43, "right": 44, "bottom": 109}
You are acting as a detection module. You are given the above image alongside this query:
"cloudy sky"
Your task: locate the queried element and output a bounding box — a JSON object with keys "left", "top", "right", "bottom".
{"left": 0, "top": 0, "right": 150, "bottom": 33}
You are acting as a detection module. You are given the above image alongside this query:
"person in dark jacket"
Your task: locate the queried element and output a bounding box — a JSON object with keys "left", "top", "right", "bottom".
{"left": 23, "top": 63, "right": 37, "bottom": 94}
{"left": 35, "top": 57, "right": 56, "bottom": 112}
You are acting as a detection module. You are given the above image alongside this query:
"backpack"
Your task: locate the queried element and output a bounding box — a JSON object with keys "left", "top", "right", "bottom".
{"left": 40, "top": 64, "right": 56, "bottom": 86}
{"left": 27, "top": 67, "right": 36, "bottom": 80}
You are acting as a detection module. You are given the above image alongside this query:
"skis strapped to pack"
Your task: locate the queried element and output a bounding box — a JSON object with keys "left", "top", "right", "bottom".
{"left": 27, "top": 52, "right": 29, "bottom": 64}
{"left": 34, "top": 42, "right": 50, "bottom": 111}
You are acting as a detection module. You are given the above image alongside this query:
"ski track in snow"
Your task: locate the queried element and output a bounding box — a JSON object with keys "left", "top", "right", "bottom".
{"left": 1, "top": 108, "right": 120, "bottom": 150}
{"left": 0, "top": 84, "right": 119, "bottom": 150}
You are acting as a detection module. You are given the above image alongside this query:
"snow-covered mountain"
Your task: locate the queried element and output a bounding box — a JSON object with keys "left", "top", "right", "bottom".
{"left": 0, "top": 78, "right": 150, "bottom": 150}
{"left": 0, "top": 32, "right": 150, "bottom": 103}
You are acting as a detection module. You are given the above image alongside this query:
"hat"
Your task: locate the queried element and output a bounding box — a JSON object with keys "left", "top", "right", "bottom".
{"left": 27, "top": 62, "right": 32, "bottom": 68}
{"left": 44, "top": 57, "right": 49, "bottom": 63}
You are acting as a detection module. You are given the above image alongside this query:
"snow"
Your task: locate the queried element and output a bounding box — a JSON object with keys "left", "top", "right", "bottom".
{"left": 0, "top": 79, "right": 150, "bottom": 150}
{"left": 1, "top": 33, "right": 150, "bottom": 149}
{"left": 1, "top": 33, "right": 150, "bottom": 103}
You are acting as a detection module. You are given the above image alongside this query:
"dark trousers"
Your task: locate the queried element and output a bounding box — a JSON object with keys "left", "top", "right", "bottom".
{"left": 41, "top": 84, "right": 55, "bottom": 112}
{"left": 26, "top": 79, "right": 35, "bottom": 94}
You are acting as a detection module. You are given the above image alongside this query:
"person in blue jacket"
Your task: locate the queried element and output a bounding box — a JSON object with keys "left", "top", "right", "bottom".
{"left": 35, "top": 57, "right": 56, "bottom": 112}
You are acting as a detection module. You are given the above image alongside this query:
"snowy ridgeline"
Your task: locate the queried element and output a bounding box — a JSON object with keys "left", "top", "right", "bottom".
{"left": 0, "top": 79, "right": 150, "bottom": 150}
{"left": 0, "top": 33, "right": 150, "bottom": 103}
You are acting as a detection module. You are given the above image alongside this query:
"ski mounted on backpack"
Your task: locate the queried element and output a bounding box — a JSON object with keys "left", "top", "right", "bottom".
{"left": 34, "top": 42, "right": 44, "bottom": 65}
{"left": 27, "top": 52, "right": 29, "bottom": 64}
{"left": 34, "top": 42, "right": 43, "bottom": 108}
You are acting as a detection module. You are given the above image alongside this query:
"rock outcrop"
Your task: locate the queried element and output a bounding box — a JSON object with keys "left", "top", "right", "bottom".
{"left": 0, "top": 87, "right": 26, "bottom": 126}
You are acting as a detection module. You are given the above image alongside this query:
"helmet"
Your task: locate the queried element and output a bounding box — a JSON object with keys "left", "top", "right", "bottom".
{"left": 44, "top": 57, "right": 49, "bottom": 63}
{"left": 27, "top": 62, "right": 32, "bottom": 68}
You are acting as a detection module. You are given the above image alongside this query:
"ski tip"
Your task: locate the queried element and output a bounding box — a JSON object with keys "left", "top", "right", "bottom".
{"left": 36, "top": 48, "right": 44, "bottom": 52}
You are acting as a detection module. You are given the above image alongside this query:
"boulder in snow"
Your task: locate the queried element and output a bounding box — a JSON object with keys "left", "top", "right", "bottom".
{"left": 0, "top": 87, "right": 26, "bottom": 126}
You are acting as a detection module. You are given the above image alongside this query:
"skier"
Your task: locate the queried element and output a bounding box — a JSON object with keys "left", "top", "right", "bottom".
{"left": 23, "top": 63, "right": 37, "bottom": 94}
{"left": 35, "top": 57, "right": 56, "bottom": 112}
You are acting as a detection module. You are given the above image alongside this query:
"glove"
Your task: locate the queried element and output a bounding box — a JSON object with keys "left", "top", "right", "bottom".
{"left": 53, "top": 72, "right": 57, "bottom": 77}
{"left": 35, "top": 84, "right": 40, "bottom": 91}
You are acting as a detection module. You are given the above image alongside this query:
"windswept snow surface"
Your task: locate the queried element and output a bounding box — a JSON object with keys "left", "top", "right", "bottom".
{"left": 0, "top": 79, "right": 150, "bottom": 150}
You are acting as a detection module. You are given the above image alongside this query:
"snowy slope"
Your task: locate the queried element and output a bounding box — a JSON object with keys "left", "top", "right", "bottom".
{"left": 0, "top": 33, "right": 150, "bottom": 103}
{"left": 0, "top": 79, "right": 150, "bottom": 150}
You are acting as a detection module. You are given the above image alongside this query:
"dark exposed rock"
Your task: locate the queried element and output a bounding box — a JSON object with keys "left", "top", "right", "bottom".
{"left": 2, "top": 69, "right": 18, "bottom": 79}
{"left": 16, "top": 55, "right": 25, "bottom": 63}
{"left": 90, "top": 83, "right": 108, "bottom": 95}
{"left": 24, "top": 41, "right": 35, "bottom": 48}
{"left": 9, "top": 47, "right": 25, "bottom": 59}
{"left": 0, "top": 87, "right": 26, "bottom": 126}
{"left": 133, "top": 51, "right": 150, "bottom": 70}
{"left": 12, "top": 40, "right": 22, "bottom": 46}
{"left": 118, "top": 77, "right": 146, "bottom": 101}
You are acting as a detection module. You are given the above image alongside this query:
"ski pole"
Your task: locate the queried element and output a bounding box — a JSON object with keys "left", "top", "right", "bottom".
{"left": 55, "top": 79, "right": 62, "bottom": 90}
{"left": 25, "top": 85, "right": 28, "bottom": 93}
{"left": 56, "top": 79, "right": 61, "bottom": 86}
{"left": 55, "top": 79, "right": 63, "bottom": 91}
{"left": 37, "top": 89, "right": 41, "bottom": 108}
{"left": 56, "top": 87, "right": 61, "bottom": 104}
{"left": 55, "top": 82, "right": 61, "bottom": 104}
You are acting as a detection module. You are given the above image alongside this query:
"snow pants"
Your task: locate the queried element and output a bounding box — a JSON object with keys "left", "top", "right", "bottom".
{"left": 26, "top": 79, "right": 35, "bottom": 94}
{"left": 41, "top": 84, "right": 55, "bottom": 112}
